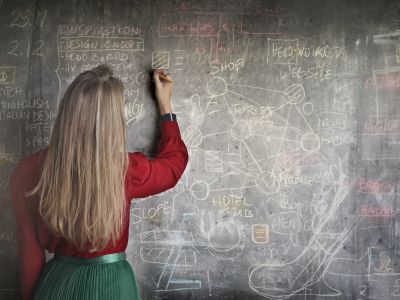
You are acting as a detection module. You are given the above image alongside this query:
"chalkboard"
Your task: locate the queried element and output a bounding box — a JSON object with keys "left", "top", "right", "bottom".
{"left": 1, "top": 0, "right": 400, "bottom": 299}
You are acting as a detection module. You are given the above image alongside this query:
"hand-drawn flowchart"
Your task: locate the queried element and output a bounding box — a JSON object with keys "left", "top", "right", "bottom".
{"left": 125, "top": 4, "right": 400, "bottom": 299}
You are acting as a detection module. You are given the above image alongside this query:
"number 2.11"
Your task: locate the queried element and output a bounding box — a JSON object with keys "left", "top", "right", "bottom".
{"left": 7, "top": 40, "right": 45, "bottom": 57}
{"left": 10, "top": 9, "right": 46, "bottom": 28}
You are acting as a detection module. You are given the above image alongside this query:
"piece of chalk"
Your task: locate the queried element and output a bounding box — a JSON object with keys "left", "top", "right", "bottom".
{"left": 157, "top": 73, "right": 173, "bottom": 83}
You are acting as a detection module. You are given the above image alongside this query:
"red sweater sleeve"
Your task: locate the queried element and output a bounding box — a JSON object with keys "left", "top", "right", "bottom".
{"left": 10, "top": 159, "right": 45, "bottom": 300}
{"left": 125, "top": 120, "right": 189, "bottom": 199}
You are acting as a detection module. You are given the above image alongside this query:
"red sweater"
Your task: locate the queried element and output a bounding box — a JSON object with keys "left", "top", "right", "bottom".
{"left": 10, "top": 121, "right": 188, "bottom": 300}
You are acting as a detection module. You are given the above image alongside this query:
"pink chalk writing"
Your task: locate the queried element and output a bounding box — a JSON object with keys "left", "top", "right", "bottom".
{"left": 278, "top": 152, "right": 322, "bottom": 169}
{"left": 356, "top": 177, "right": 394, "bottom": 195}
{"left": 363, "top": 118, "right": 400, "bottom": 135}
{"left": 365, "top": 71, "right": 400, "bottom": 90}
{"left": 359, "top": 205, "right": 395, "bottom": 217}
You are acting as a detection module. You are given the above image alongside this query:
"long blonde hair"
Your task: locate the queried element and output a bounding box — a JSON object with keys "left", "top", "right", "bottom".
{"left": 28, "top": 65, "right": 128, "bottom": 252}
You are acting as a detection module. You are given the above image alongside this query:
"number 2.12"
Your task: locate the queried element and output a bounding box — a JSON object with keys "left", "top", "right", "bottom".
{"left": 7, "top": 40, "right": 45, "bottom": 57}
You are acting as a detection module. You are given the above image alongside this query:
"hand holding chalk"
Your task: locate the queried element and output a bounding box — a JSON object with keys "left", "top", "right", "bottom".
{"left": 157, "top": 72, "right": 173, "bottom": 83}
{"left": 153, "top": 69, "right": 173, "bottom": 114}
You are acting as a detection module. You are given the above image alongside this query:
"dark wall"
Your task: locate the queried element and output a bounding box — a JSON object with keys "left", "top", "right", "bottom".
{"left": 1, "top": 0, "right": 400, "bottom": 299}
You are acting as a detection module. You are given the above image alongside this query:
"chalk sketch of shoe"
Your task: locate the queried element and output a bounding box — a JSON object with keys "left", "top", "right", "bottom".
{"left": 247, "top": 179, "right": 357, "bottom": 299}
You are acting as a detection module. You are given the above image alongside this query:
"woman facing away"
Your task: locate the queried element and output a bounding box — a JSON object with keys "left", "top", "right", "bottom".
{"left": 10, "top": 65, "right": 188, "bottom": 300}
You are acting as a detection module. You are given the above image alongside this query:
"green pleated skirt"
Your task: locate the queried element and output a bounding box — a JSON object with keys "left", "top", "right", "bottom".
{"left": 33, "top": 252, "right": 141, "bottom": 300}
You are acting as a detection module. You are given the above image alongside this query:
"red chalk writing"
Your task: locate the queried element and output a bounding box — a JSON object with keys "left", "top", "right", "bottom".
{"left": 365, "top": 71, "right": 400, "bottom": 90}
{"left": 359, "top": 205, "right": 395, "bottom": 217}
{"left": 356, "top": 177, "right": 394, "bottom": 195}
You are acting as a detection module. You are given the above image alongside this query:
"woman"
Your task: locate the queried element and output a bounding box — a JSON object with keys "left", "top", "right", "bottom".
{"left": 10, "top": 66, "right": 188, "bottom": 299}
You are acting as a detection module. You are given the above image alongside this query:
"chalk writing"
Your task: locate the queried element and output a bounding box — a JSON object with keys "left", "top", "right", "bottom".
{"left": 59, "top": 37, "right": 144, "bottom": 51}
{"left": 364, "top": 118, "right": 400, "bottom": 135}
{"left": 356, "top": 177, "right": 395, "bottom": 195}
{"left": 365, "top": 70, "right": 400, "bottom": 90}
{"left": 0, "top": 231, "right": 15, "bottom": 243}
{"left": 359, "top": 205, "right": 395, "bottom": 217}
{"left": 267, "top": 39, "right": 347, "bottom": 65}
{"left": 9, "top": 8, "right": 46, "bottom": 28}
{"left": 212, "top": 195, "right": 254, "bottom": 218}
{"left": 0, "top": 67, "right": 15, "bottom": 84}
{"left": 57, "top": 24, "right": 142, "bottom": 37}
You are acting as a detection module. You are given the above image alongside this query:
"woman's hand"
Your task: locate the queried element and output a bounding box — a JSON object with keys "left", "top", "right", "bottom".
{"left": 153, "top": 69, "right": 173, "bottom": 114}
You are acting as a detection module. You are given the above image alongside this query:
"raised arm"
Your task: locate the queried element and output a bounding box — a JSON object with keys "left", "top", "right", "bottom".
{"left": 125, "top": 69, "right": 188, "bottom": 199}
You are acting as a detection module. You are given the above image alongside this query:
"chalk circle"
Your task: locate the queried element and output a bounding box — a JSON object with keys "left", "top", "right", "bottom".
{"left": 301, "top": 132, "right": 321, "bottom": 153}
{"left": 208, "top": 221, "right": 241, "bottom": 251}
{"left": 183, "top": 126, "right": 202, "bottom": 147}
{"left": 248, "top": 264, "right": 291, "bottom": 296}
{"left": 283, "top": 84, "right": 305, "bottom": 104}
{"left": 302, "top": 102, "right": 314, "bottom": 115}
{"left": 231, "top": 120, "right": 251, "bottom": 140}
{"left": 189, "top": 180, "right": 210, "bottom": 201}
{"left": 303, "top": 219, "right": 313, "bottom": 231}
{"left": 314, "top": 200, "right": 328, "bottom": 215}
{"left": 255, "top": 171, "right": 280, "bottom": 195}
{"left": 207, "top": 76, "right": 227, "bottom": 96}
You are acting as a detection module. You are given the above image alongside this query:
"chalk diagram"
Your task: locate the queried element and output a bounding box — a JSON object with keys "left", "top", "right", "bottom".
{"left": 134, "top": 69, "right": 400, "bottom": 299}
{"left": 132, "top": 73, "right": 372, "bottom": 298}
{"left": 185, "top": 76, "right": 358, "bottom": 299}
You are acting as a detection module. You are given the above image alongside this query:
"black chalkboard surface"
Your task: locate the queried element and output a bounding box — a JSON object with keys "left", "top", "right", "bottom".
{"left": 1, "top": 0, "right": 400, "bottom": 299}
